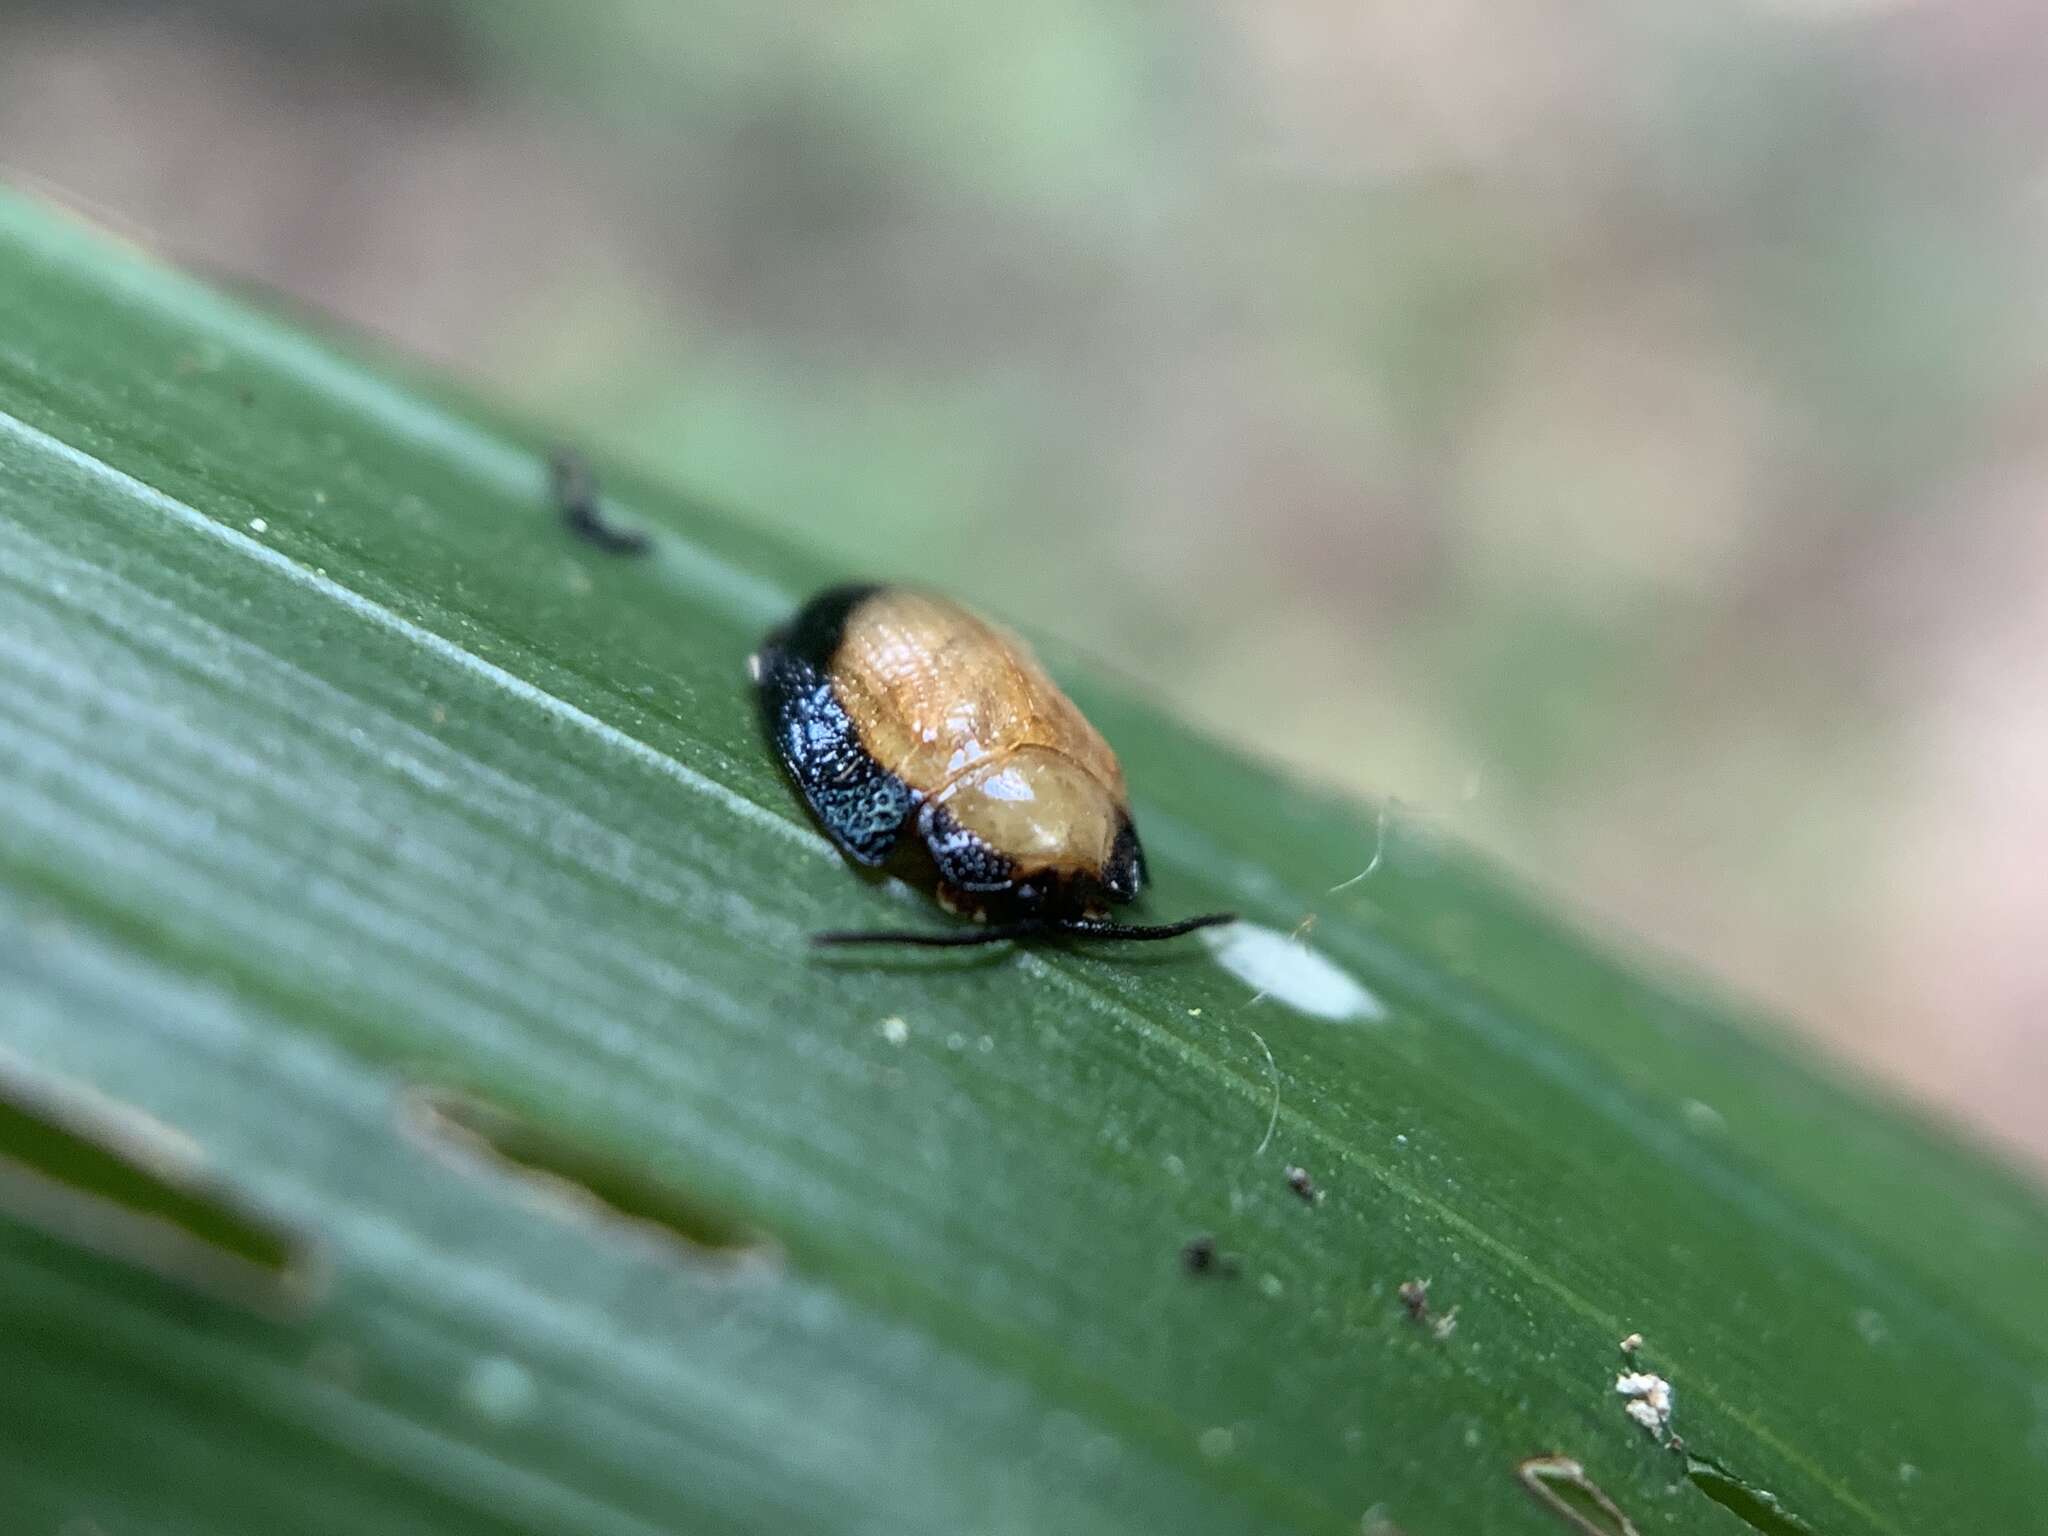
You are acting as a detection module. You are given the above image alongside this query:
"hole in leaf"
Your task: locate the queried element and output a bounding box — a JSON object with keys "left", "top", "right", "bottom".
{"left": 1685, "top": 1455, "right": 1820, "bottom": 1535}
{"left": 0, "top": 1069, "right": 319, "bottom": 1316}
{"left": 402, "top": 1087, "right": 778, "bottom": 1269}
{"left": 1517, "top": 1456, "right": 1641, "bottom": 1536}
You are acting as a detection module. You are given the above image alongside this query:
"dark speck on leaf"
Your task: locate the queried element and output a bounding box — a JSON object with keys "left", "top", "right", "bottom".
{"left": 1284, "top": 1165, "right": 1316, "bottom": 1203}
{"left": 1181, "top": 1234, "right": 1237, "bottom": 1277}
{"left": 552, "top": 449, "right": 650, "bottom": 557}
{"left": 1398, "top": 1278, "right": 1431, "bottom": 1322}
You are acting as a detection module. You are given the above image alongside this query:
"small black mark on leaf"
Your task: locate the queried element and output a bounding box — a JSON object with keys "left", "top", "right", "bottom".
{"left": 1517, "top": 1456, "right": 1641, "bottom": 1536}
{"left": 0, "top": 1068, "right": 318, "bottom": 1317}
{"left": 1181, "top": 1233, "right": 1238, "bottom": 1277}
{"left": 1684, "top": 1454, "right": 1820, "bottom": 1535}
{"left": 403, "top": 1086, "right": 776, "bottom": 1269}
{"left": 551, "top": 450, "right": 650, "bottom": 557}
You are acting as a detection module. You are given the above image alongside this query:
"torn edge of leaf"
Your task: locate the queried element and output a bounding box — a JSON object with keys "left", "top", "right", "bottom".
{"left": 1518, "top": 1455, "right": 1641, "bottom": 1536}
{"left": 0, "top": 1055, "right": 322, "bottom": 1317}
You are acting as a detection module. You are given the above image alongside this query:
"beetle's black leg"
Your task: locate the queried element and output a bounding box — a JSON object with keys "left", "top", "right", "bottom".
{"left": 551, "top": 449, "right": 651, "bottom": 556}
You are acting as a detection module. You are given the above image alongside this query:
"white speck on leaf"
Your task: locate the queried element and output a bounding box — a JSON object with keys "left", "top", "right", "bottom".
{"left": 1202, "top": 922, "right": 1385, "bottom": 1022}
{"left": 1616, "top": 1370, "right": 1674, "bottom": 1438}
{"left": 1681, "top": 1099, "right": 1727, "bottom": 1135}
{"left": 878, "top": 1016, "right": 909, "bottom": 1046}
{"left": 463, "top": 1356, "right": 538, "bottom": 1424}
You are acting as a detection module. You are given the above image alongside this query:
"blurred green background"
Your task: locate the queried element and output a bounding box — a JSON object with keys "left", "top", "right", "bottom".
{"left": 5, "top": 0, "right": 2044, "bottom": 1172}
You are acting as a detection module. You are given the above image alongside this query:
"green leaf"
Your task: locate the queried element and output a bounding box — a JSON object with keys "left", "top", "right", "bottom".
{"left": 1, "top": 186, "right": 2044, "bottom": 1536}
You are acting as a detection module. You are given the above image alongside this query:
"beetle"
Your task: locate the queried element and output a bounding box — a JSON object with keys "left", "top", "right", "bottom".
{"left": 752, "top": 584, "right": 1235, "bottom": 947}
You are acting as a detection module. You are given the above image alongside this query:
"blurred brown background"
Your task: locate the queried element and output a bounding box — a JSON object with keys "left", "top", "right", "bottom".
{"left": 5, "top": 1, "right": 2043, "bottom": 1172}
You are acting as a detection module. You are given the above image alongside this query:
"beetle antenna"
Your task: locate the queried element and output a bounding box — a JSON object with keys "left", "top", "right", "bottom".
{"left": 811, "top": 922, "right": 1048, "bottom": 949}
{"left": 811, "top": 911, "right": 1237, "bottom": 948}
{"left": 1054, "top": 912, "right": 1238, "bottom": 943}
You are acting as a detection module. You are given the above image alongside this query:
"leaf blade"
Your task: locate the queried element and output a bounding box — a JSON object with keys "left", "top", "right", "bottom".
{"left": 2, "top": 186, "right": 2044, "bottom": 1535}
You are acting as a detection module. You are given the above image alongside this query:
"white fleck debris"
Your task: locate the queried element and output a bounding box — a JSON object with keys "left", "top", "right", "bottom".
{"left": 745, "top": 652, "right": 764, "bottom": 682}
{"left": 1161, "top": 1153, "right": 1185, "bottom": 1178}
{"left": 1623, "top": 1399, "right": 1663, "bottom": 1435}
{"left": 463, "top": 1356, "right": 538, "bottom": 1424}
{"left": 1198, "top": 1426, "right": 1235, "bottom": 1459}
{"left": 1201, "top": 922, "right": 1386, "bottom": 1022}
{"left": 1854, "top": 1307, "right": 1888, "bottom": 1346}
{"left": 1187, "top": 1007, "right": 1202, "bottom": 1017}
{"left": 1616, "top": 1371, "right": 1674, "bottom": 1438}
{"left": 247, "top": 517, "right": 268, "bottom": 534}
{"left": 945, "top": 1032, "right": 965, "bottom": 1052}
{"left": 1680, "top": 1098, "right": 1727, "bottom": 1134}
{"left": 1898, "top": 1462, "right": 1919, "bottom": 1484}
{"left": 1259, "top": 1272, "right": 1284, "bottom": 1299}
{"left": 1620, "top": 1331, "right": 1643, "bottom": 1355}
{"left": 977, "top": 1035, "right": 994, "bottom": 1054}
{"left": 1432, "top": 1307, "right": 1460, "bottom": 1341}
{"left": 878, "top": 1016, "right": 909, "bottom": 1046}
{"left": 1393, "top": 1133, "right": 1408, "bottom": 1147}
